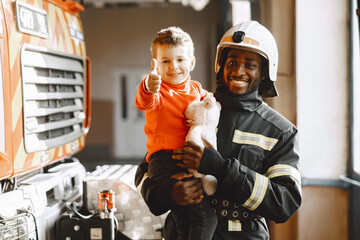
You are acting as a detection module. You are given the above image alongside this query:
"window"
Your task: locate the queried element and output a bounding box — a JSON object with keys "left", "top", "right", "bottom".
{"left": 230, "top": 0, "right": 251, "bottom": 26}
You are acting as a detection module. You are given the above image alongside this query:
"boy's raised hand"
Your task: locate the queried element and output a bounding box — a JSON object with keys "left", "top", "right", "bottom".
{"left": 145, "top": 58, "right": 162, "bottom": 93}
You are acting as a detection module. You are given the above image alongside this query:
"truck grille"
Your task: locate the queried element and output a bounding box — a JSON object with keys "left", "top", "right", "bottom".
{"left": 21, "top": 45, "right": 85, "bottom": 153}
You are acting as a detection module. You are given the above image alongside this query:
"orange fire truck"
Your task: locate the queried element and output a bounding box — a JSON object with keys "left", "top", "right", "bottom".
{"left": 0, "top": 0, "right": 91, "bottom": 239}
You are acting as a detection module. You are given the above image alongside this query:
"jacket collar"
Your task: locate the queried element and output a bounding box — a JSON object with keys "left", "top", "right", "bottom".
{"left": 214, "top": 85, "right": 263, "bottom": 112}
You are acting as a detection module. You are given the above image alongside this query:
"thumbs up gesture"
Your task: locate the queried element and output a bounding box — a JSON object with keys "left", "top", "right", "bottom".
{"left": 145, "top": 58, "right": 162, "bottom": 93}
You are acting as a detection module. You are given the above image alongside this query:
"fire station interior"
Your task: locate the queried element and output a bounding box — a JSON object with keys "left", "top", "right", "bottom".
{"left": 40, "top": 0, "right": 360, "bottom": 239}
{"left": 69, "top": 0, "right": 360, "bottom": 240}
{"left": 70, "top": 0, "right": 360, "bottom": 239}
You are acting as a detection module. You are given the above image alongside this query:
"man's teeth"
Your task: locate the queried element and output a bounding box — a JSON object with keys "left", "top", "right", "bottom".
{"left": 232, "top": 80, "right": 247, "bottom": 84}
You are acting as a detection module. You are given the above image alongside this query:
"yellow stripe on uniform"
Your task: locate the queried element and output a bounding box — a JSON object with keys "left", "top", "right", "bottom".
{"left": 228, "top": 220, "right": 242, "bottom": 231}
{"left": 242, "top": 173, "right": 268, "bottom": 211}
{"left": 11, "top": 79, "right": 23, "bottom": 131}
{"left": 233, "top": 130, "right": 278, "bottom": 151}
{"left": 264, "top": 164, "right": 301, "bottom": 184}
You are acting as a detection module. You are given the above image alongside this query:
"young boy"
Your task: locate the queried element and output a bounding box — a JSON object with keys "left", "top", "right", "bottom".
{"left": 135, "top": 27, "right": 217, "bottom": 240}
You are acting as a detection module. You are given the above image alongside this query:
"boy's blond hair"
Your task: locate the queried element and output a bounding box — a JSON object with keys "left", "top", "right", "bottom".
{"left": 151, "top": 26, "right": 194, "bottom": 59}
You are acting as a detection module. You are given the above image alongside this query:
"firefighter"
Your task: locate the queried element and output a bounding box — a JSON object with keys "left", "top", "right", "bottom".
{"left": 135, "top": 21, "right": 302, "bottom": 239}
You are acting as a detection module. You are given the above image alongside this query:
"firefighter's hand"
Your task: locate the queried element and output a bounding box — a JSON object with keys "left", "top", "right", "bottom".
{"left": 170, "top": 172, "right": 203, "bottom": 206}
{"left": 202, "top": 137, "right": 216, "bottom": 149}
{"left": 145, "top": 58, "right": 161, "bottom": 93}
{"left": 173, "top": 141, "right": 204, "bottom": 170}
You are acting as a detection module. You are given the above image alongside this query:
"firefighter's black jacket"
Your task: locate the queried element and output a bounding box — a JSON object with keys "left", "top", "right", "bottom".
{"left": 135, "top": 86, "right": 302, "bottom": 232}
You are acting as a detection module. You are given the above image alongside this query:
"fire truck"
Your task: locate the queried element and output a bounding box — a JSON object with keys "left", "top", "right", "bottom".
{"left": 0, "top": 0, "right": 92, "bottom": 239}
{"left": 0, "top": 1, "right": 165, "bottom": 239}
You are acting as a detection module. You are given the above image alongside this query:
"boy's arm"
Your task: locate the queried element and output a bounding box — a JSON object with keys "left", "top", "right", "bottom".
{"left": 135, "top": 59, "right": 161, "bottom": 111}
{"left": 193, "top": 80, "right": 213, "bottom": 100}
{"left": 135, "top": 78, "right": 159, "bottom": 111}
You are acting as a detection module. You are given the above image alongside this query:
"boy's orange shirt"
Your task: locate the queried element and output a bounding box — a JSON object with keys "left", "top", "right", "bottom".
{"left": 135, "top": 76, "right": 209, "bottom": 161}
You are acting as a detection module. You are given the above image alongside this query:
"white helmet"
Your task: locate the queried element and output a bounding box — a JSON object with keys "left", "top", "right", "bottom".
{"left": 215, "top": 21, "right": 279, "bottom": 97}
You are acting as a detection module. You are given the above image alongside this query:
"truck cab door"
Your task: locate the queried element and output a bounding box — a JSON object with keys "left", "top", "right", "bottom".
{"left": 0, "top": 0, "right": 13, "bottom": 180}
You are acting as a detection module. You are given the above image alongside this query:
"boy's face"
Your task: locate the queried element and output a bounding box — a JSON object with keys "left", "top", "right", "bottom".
{"left": 155, "top": 44, "right": 195, "bottom": 85}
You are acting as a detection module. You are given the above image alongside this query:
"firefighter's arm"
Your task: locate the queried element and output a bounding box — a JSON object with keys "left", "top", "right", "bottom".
{"left": 252, "top": 130, "right": 302, "bottom": 223}
{"left": 199, "top": 129, "right": 302, "bottom": 223}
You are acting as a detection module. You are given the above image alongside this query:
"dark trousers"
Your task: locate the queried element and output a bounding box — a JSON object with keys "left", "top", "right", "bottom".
{"left": 148, "top": 150, "right": 217, "bottom": 240}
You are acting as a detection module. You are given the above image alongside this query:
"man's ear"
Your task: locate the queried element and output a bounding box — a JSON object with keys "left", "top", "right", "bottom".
{"left": 190, "top": 57, "right": 196, "bottom": 71}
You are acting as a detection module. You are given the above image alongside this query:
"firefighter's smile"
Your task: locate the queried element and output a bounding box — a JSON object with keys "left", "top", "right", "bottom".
{"left": 229, "top": 77, "right": 249, "bottom": 89}
{"left": 230, "top": 78, "right": 248, "bottom": 86}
